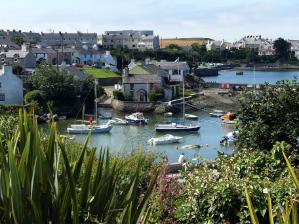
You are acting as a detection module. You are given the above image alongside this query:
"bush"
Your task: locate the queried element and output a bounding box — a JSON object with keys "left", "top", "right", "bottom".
{"left": 237, "top": 83, "right": 299, "bottom": 151}
{"left": 149, "top": 87, "right": 164, "bottom": 102}
{"left": 168, "top": 144, "right": 297, "bottom": 223}
{"left": 113, "top": 90, "right": 125, "bottom": 100}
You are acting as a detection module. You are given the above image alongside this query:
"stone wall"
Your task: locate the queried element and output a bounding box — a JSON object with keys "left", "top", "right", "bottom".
{"left": 111, "top": 99, "right": 158, "bottom": 112}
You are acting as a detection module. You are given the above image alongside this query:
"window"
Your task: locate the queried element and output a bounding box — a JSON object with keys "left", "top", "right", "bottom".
{"left": 0, "top": 82, "right": 1, "bottom": 88}
{"left": 130, "top": 84, "right": 134, "bottom": 90}
{"left": 14, "top": 58, "right": 18, "bottom": 63}
{"left": 0, "top": 93, "right": 5, "bottom": 101}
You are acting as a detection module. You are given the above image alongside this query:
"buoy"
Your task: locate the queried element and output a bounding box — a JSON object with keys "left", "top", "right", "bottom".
{"left": 205, "top": 144, "right": 209, "bottom": 148}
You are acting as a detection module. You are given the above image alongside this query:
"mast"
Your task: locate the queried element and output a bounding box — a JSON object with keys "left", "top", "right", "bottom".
{"left": 82, "top": 104, "right": 85, "bottom": 122}
{"left": 94, "top": 78, "right": 98, "bottom": 123}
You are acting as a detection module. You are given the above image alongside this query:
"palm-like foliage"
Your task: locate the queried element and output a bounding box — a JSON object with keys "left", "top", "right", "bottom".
{"left": 0, "top": 110, "right": 157, "bottom": 223}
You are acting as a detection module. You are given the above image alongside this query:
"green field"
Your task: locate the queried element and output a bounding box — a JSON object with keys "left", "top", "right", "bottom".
{"left": 81, "top": 68, "right": 121, "bottom": 78}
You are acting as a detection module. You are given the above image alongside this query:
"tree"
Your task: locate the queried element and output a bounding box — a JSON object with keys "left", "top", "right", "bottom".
{"left": 27, "top": 63, "right": 80, "bottom": 113}
{"left": 274, "top": 38, "right": 291, "bottom": 60}
{"left": 12, "top": 36, "right": 25, "bottom": 46}
{"left": 237, "top": 83, "right": 299, "bottom": 151}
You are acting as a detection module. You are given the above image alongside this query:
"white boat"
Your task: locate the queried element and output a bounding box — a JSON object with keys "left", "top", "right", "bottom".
{"left": 67, "top": 123, "right": 112, "bottom": 134}
{"left": 185, "top": 114, "right": 198, "bottom": 120}
{"left": 165, "top": 112, "right": 173, "bottom": 116}
{"left": 148, "top": 134, "right": 183, "bottom": 145}
{"left": 125, "top": 112, "right": 148, "bottom": 124}
{"left": 156, "top": 123, "right": 200, "bottom": 132}
{"left": 220, "top": 131, "right": 239, "bottom": 145}
{"left": 223, "top": 120, "right": 236, "bottom": 124}
{"left": 181, "top": 144, "right": 201, "bottom": 149}
{"left": 209, "top": 110, "right": 225, "bottom": 117}
{"left": 67, "top": 79, "right": 113, "bottom": 134}
{"left": 108, "top": 118, "right": 128, "bottom": 125}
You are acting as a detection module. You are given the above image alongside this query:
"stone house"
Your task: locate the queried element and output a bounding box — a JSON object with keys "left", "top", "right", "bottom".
{"left": 122, "top": 64, "right": 166, "bottom": 102}
{"left": 0, "top": 44, "right": 36, "bottom": 71}
{"left": 0, "top": 65, "right": 23, "bottom": 105}
{"left": 206, "top": 40, "right": 232, "bottom": 51}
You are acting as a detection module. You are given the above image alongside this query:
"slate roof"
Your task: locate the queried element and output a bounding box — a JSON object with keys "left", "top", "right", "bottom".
{"left": 129, "top": 64, "right": 167, "bottom": 75}
{"left": 123, "top": 74, "right": 161, "bottom": 84}
{"left": 155, "top": 61, "right": 190, "bottom": 71}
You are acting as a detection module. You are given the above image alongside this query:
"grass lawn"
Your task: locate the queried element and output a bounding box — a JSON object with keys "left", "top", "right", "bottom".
{"left": 81, "top": 68, "right": 121, "bottom": 78}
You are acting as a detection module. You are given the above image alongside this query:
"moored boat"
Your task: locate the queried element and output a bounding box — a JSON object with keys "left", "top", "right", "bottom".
{"left": 148, "top": 134, "right": 183, "bottom": 145}
{"left": 209, "top": 109, "right": 225, "bottom": 117}
{"left": 155, "top": 123, "right": 200, "bottom": 132}
{"left": 185, "top": 113, "right": 199, "bottom": 120}
{"left": 125, "top": 112, "right": 148, "bottom": 124}
{"left": 108, "top": 118, "right": 128, "bottom": 125}
{"left": 67, "top": 122, "right": 112, "bottom": 134}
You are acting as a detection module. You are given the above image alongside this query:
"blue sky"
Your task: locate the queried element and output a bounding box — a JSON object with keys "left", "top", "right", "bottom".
{"left": 1, "top": 0, "right": 299, "bottom": 41}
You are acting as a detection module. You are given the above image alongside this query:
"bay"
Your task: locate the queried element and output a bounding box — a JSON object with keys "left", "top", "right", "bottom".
{"left": 203, "top": 70, "right": 299, "bottom": 84}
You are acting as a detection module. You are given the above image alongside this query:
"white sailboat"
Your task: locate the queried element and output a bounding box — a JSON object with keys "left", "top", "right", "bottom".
{"left": 67, "top": 79, "right": 113, "bottom": 134}
{"left": 155, "top": 61, "right": 200, "bottom": 132}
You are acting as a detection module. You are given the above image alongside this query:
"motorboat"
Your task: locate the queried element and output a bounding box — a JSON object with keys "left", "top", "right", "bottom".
{"left": 221, "top": 112, "right": 236, "bottom": 121}
{"left": 164, "top": 112, "right": 173, "bottom": 116}
{"left": 220, "top": 131, "right": 239, "bottom": 145}
{"left": 156, "top": 123, "right": 200, "bottom": 132}
{"left": 236, "top": 71, "right": 243, "bottom": 75}
{"left": 108, "top": 118, "right": 128, "bottom": 125}
{"left": 67, "top": 122, "right": 112, "bottom": 134}
{"left": 125, "top": 112, "right": 148, "bottom": 124}
{"left": 209, "top": 110, "right": 225, "bottom": 117}
{"left": 185, "top": 114, "right": 199, "bottom": 120}
{"left": 148, "top": 134, "right": 183, "bottom": 145}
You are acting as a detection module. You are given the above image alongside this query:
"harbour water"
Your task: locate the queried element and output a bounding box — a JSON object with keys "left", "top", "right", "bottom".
{"left": 54, "top": 110, "right": 235, "bottom": 163}
{"left": 203, "top": 70, "right": 299, "bottom": 84}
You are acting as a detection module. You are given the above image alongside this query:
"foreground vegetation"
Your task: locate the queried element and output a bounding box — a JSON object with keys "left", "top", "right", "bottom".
{"left": 0, "top": 110, "right": 157, "bottom": 223}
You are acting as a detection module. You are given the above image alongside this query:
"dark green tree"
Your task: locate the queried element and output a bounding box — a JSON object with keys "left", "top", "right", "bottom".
{"left": 27, "top": 63, "right": 80, "bottom": 113}
{"left": 274, "top": 38, "right": 291, "bottom": 60}
{"left": 237, "top": 83, "right": 299, "bottom": 151}
{"left": 12, "top": 36, "right": 25, "bottom": 46}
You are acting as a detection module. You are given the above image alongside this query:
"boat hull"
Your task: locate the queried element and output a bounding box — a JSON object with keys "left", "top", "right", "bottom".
{"left": 156, "top": 126, "right": 200, "bottom": 132}
{"left": 125, "top": 118, "right": 147, "bottom": 125}
{"left": 67, "top": 126, "right": 112, "bottom": 134}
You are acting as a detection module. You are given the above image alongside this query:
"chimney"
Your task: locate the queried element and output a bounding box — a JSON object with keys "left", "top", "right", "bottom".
{"left": 145, "top": 58, "right": 150, "bottom": 65}
{"left": 2, "top": 64, "right": 13, "bottom": 75}
{"left": 123, "top": 67, "right": 129, "bottom": 77}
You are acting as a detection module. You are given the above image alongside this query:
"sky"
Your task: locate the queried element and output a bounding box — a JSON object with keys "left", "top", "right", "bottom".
{"left": 1, "top": 0, "right": 299, "bottom": 41}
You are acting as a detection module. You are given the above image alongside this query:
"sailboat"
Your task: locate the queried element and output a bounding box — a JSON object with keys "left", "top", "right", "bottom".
{"left": 67, "top": 79, "right": 113, "bottom": 134}
{"left": 155, "top": 61, "right": 200, "bottom": 132}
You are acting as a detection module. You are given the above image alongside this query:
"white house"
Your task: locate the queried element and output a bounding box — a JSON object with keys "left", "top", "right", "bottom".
{"left": 289, "top": 40, "right": 299, "bottom": 60}
{"left": 258, "top": 40, "right": 275, "bottom": 56}
{"left": 206, "top": 40, "right": 232, "bottom": 51}
{"left": 0, "top": 65, "right": 23, "bottom": 105}
{"left": 155, "top": 60, "right": 190, "bottom": 82}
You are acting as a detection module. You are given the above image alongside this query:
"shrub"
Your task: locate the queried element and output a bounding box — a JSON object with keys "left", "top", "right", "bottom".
{"left": 113, "top": 90, "right": 125, "bottom": 100}
{"left": 149, "top": 87, "right": 164, "bottom": 102}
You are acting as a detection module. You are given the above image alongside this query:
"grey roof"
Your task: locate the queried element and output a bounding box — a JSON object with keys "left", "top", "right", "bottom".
{"left": 1, "top": 50, "right": 29, "bottom": 58}
{"left": 0, "top": 39, "right": 20, "bottom": 49}
{"left": 60, "top": 66, "right": 87, "bottom": 81}
{"left": 129, "top": 64, "right": 168, "bottom": 76}
{"left": 155, "top": 61, "right": 190, "bottom": 71}
{"left": 31, "top": 47, "right": 56, "bottom": 54}
{"left": 123, "top": 74, "right": 162, "bottom": 84}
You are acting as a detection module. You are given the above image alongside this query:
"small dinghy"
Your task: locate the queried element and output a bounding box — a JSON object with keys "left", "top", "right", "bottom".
{"left": 209, "top": 110, "right": 225, "bottom": 117}
{"left": 181, "top": 144, "right": 201, "bottom": 149}
{"left": 185, "top": 114, "right": 198, "bottom": 120}
{"left": 148, "top": 134, "right": 183, "bottom": 145}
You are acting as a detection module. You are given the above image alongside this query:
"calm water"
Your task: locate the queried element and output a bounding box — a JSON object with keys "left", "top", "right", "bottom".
{"left": 53, "top": 110, "right": 235, "bottom": 163}
{"left": 203, "top": 70, "right": 299, "bottom": 84}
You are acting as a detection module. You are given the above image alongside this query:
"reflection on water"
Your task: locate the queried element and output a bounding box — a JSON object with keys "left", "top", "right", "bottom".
{"left": 55, "top": 110, "right": 235, "bottom": 163}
